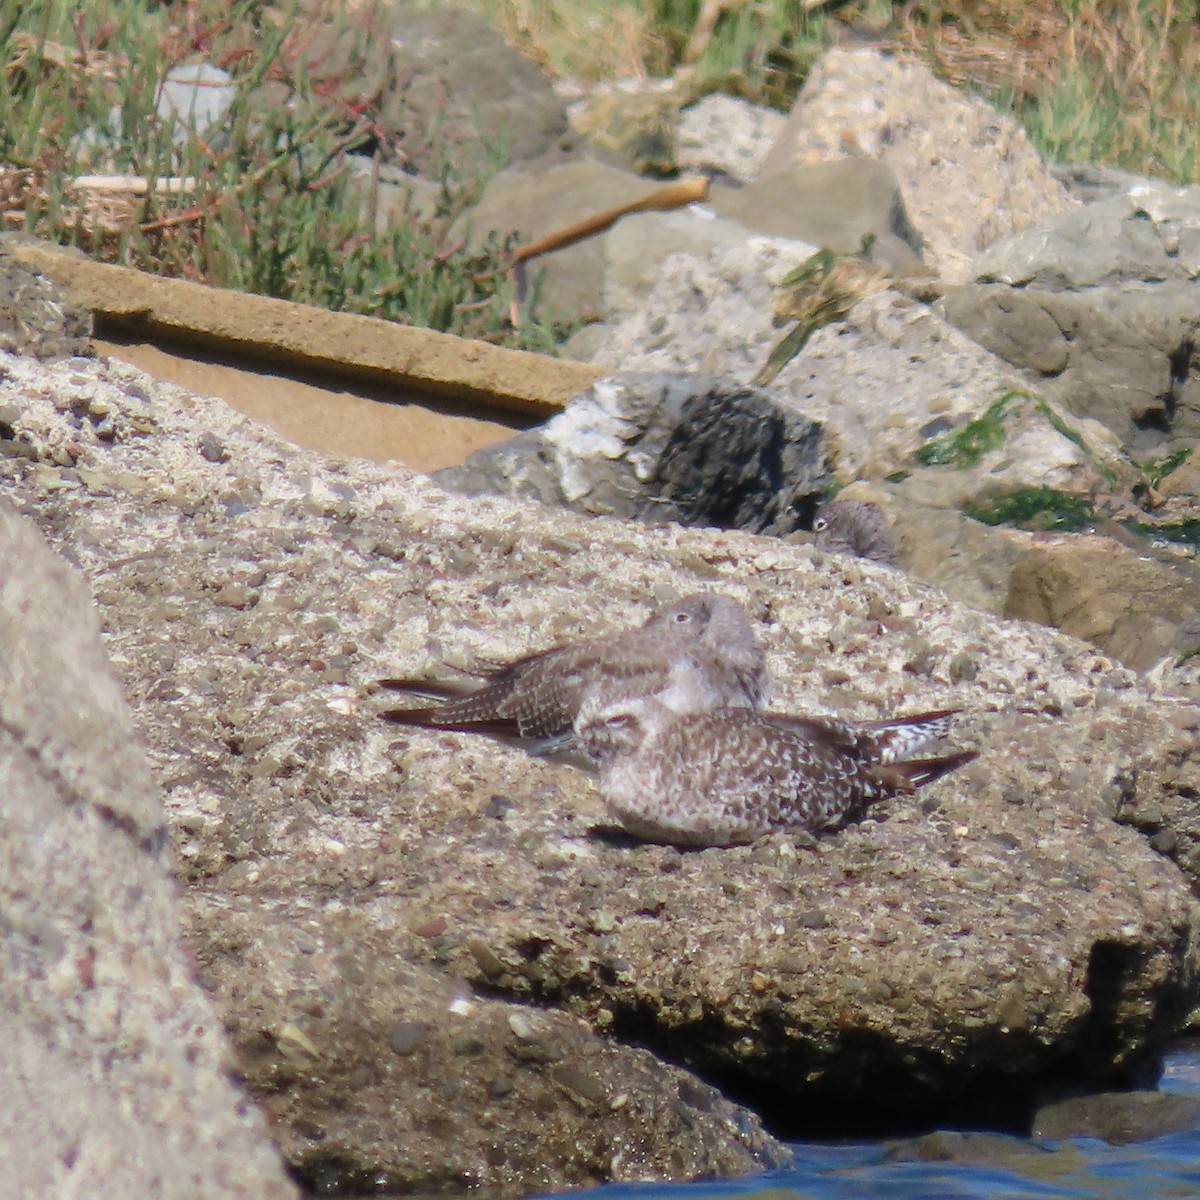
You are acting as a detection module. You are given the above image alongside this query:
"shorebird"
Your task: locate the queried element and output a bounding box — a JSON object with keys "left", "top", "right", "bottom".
{"left": 813, "top": 497, "right": 897, "bottom": 566}
{"left": 575, "top": 694, "right": 974, "bottom": 846}
{"left": 377, "top": 592, "right": 767, "bottom": 749}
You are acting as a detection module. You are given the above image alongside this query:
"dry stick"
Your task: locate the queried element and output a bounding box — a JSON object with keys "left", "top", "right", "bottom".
{"left": 507, "top": 175, "right": 711, "bottom": 327}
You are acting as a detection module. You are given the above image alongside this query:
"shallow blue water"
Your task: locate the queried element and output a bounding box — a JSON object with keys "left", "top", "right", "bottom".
{"left": 552, "top": 1046, "right": 1200, "bottom": 1200}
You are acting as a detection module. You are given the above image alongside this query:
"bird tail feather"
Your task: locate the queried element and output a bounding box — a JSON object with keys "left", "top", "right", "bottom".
{"left": 880, "top": 748, "right": 978, "bottom": 792}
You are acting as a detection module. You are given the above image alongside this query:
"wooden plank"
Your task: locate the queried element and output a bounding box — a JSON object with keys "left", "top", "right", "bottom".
{"left": 6, "top": 243, "right": 603, "bottom": 419}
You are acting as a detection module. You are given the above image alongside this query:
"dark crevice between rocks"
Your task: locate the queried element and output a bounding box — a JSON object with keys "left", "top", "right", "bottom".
{"left": 1169, "top": 339, "right": 1192, "bottom": 398}
{"left": 469, "top": 938, "right": 1187, "bottom": 1145}
{"left": 286, "top": 1153, "right": 407, "bottom": 1199}
{"left": 93, "top": 803, "right": 170, "bottom": 858}
{"left": 1076, "top": 939, "right": 1191, "bottom": 1083}
{"left": 596, "top": 1001, "right": 1052, "bottom": 1139}
{"left": 1134, "top": 382, "right": 1176, "bottom": 435}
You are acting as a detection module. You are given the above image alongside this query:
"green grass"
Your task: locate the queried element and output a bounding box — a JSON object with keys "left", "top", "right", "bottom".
{"left": 0, "top": 0, "right": 564, "bottom": 350}
{"left": 901, "top": 1, "right": 1200, "bottom": 185}
{"left": 5, "top": 0, "right": 1199, "bottom": 360}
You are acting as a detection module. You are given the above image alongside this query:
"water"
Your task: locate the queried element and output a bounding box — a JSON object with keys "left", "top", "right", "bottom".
{"left": 547, "top": 1045, "right": 1200, "bottom": 1200}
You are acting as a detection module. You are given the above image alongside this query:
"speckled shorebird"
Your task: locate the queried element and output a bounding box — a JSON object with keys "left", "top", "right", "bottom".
{"left": 377, "top": 592, "right": 767, "bottom": 748}
{"left": 575, "top": 694, "right": 975, "bottom": 846}
{"left": 813, "top": 497, "right": 897, "bottom": 566}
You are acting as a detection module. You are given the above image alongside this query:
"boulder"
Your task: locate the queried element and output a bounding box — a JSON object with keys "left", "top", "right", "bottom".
{"left": 0, "top": 500, "right": 296, "bottom": 1199}
{"left": 706, "top": 159, "right": 925, "bottom": 274}
{"left": 597, "top": 209, "right": 798, "bottom": 324}
{"left": 1004, "top": 536, "right": 1200, "bottom": 673}
{"left": 942, "top": 182, "right": 1200, "bottom": 447}
{"left": 435, "top": 372, "right": 829, "bottom": 536}
{"left": 757, "top": 47, "right": 1076, "bottom": 282}
{"left": 251, "top": 3, "right": 577, "bottom": 182}
{"left": 676, "top": 93, "right": 785, "bottom": 180}
{"left": 2, "top": 347, "right": 1200, "bottom": 1188}
{"left": 380, "top": 4, "right": 577, "bottom": 176}
{"left": 1032, "top": 1090, "right": 1200, "bottom": 1144}
{"left": 459, "top": 158, "right": 681, "bottom": 324}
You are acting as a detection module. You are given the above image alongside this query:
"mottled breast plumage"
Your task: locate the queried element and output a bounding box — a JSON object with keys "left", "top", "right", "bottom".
{"left": 575, "top": 696, "right": 974, "bottom": 847}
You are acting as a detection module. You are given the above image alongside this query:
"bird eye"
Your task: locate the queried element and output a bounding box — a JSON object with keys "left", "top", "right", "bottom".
{"left": 673, "top": 611, "right": 691, "bottom": 623}
{"left": 813, "top": 517, "right": 828, "bottom": 532}
{"left": 605, "top": 714, "right": 633, "bottom": 729}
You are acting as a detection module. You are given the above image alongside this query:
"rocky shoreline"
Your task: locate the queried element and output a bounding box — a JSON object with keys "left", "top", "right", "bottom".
{"left": 2, "top": 7, "right": 1200, "bottom": 1197}
{"left": 3, "top": 341, "right": 1199, "bottom": 1193}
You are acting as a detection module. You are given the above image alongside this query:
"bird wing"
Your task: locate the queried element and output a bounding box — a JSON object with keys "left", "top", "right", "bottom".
{"left": 377, "top": 641, "right": 602, "bottom": 739}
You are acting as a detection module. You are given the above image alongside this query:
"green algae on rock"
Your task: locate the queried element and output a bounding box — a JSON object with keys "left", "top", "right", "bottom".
{"left": 913, "top": 390, "right": 1027, "bottom": 469}
{"left": 964, "top": 486, "right": 1097, "bottom": 532}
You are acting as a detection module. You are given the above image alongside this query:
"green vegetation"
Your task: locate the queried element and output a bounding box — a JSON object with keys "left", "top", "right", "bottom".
{"left": 911, "top": 392, "right": 1123, "bottom": 484}
{"left": 1033, "top": 400, "right": 1120, "bottom": 485}
{"left": 452, "top": 1, "right": 1200, "bottom": 185}
{"left": 0, "top": 1, "right": 562, "bottom": 349}
{"left": 1129, "top": 518, "right": 1200, "bottom": 550}
{"left": 913, "top": 390, "right": 1027, "bottom": 468}
{"left": 5, "top": 1, "right": 1200, "bottom": 352}
{"left": 1142, "top": 448, "right": 1193, "bottom": 489}
{"left": 964, "top": 486, "right": 1097, "bottom": 532}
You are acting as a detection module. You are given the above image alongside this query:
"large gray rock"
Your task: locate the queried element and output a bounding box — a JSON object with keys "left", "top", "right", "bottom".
{"left": 459, "top": 158, "right": 677, "bottom": 324}
{"left": 276, "top": 4, "right": 576, "bottom": 181}
{"left": 706, "top": 159, "right": 925, "bottom": 274}
{"left": 435, "top": 373, "right": 829, "bottom": 536}
{"left": 586, "top": 237, "right": 819, "bottom": 380}
{"left": 1032, "top": 1090, "right": 1200, "bottom": 1144}
{"left": 382, "top": 5, "right": 576, "bottom": 176}
{"left": 598, "top": 211, "right": 805, "bottom": 326}
{"left": 2, "top": 348, "right": 1200, "bottom": 1186}
{"left": 590, "top": 250, "right": 1137, "bottom": 492}
{"left": 942, "top": 182, "right": 1200, "bottom": 447}
{"left": 677, "top": 93, "right": 785, "bottom": 180}
{"left": 757, "top": 47, "right": 1077, "bottom": 282}
{"left": 0, "top": 501, "right": 295, "bottom": 1199}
